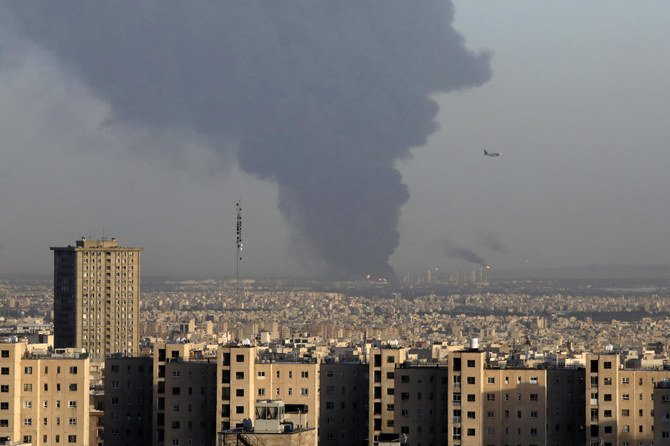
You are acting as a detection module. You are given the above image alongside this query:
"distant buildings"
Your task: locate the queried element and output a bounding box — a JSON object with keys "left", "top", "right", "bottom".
{"left": 51, "top": 237, "right": 142, "bottom": 361}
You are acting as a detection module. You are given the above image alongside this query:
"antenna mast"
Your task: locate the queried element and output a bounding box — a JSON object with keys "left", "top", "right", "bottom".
{"left": 235, "top": 201, "right": 243, "bottom": 285}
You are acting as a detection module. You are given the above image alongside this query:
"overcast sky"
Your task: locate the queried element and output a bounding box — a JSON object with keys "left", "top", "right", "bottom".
{"left": 1, "top": 1, "right": 669, "bottom": 279}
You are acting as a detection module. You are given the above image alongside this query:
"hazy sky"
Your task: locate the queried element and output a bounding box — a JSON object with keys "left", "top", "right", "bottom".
{"left": 1, "top": 1, "right": 669, "bottom": 279}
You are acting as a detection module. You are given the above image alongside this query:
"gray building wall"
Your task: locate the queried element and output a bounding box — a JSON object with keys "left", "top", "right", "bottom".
{"left": 319, "top": 362, "right": 369, "bottom": 446}
{"left": 104, "top": 356, "right": 153, "bottom": 446}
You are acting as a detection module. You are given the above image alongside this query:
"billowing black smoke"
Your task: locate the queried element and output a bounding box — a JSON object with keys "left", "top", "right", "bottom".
{"left": 445, "top": 245, "right": 487, "bottom": 267}
{"left": 4, "top": 1, "right": 491, "bottom": 279}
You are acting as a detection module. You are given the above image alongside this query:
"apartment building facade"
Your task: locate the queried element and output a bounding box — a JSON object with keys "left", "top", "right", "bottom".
{"left": 216, "top": 345, "right": 320, "bottom": 440}
{"left": 0, "top": 341, "right": 90, "bottom": 446}
{"left": 369, "top": 346, "right": 406, "bottom": 445}
{"left": 51, "top": 237, "right": 142, "bottom": 361}
{"left": 104, "top": 356, "right": 153, "bottom": 446}
{"left": 320, "top": 362, "right": 369, "bottom": 446}
{"left": 585, "top": 353, "right": 670, "bottom": 446}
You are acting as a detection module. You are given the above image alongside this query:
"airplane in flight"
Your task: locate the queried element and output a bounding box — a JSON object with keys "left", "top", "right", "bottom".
{"left": 483, "top": 149, "right": 501, "bottom": 157}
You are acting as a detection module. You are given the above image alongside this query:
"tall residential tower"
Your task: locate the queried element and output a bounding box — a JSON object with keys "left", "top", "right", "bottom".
{"left": 51, "top": 237, "right": 142, "bottom": 361}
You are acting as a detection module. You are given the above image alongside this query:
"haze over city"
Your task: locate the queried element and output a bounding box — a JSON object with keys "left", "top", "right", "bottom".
{"left": 1, "top": 1, "right": 670, "bottom": 279}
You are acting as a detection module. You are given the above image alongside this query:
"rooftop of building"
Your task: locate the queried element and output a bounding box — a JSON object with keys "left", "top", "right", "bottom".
{"left": 50, "top": 236, "right": 142, "bottom": 251}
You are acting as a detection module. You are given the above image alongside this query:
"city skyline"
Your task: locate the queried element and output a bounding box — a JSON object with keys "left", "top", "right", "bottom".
{"left": 1, "top": 2, "right": 670, "bottom": 280}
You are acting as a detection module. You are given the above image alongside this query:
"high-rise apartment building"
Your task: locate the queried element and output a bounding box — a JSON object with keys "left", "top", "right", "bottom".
{"left": 0, "top": 340, "right": 90, "bottom": 446}
{"left": 51, "top": 237, "right": 142, "bottom": 361}
{"left": 369, "top": 346, "right": 406, "bottom": 445}
{"left": 584, "top": 353, "right": 670, "bottom": 446}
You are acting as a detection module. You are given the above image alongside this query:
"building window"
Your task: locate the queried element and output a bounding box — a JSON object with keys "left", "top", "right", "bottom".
{"left": 530, "top": 394, "right": 538, "bottom": 402}
{"left": 467, "top": 394, "right": 475, "bottom": 402}
{"left": 301, "top": 371, "right": 309, "bottom": 378}
{"left": 530, "top": 376, "right": 538, "bottom": 384}
{"left": 257, "top": 371, "right": 266, "bottom": 378}
{"left": 0, "top": 351, "right": 8, "bottom": 358}
{"left": 604, "top": 361, "right": 612, "bottom": 369}
{"left": 487, "top": 411, "right": 495, "bottom": 418}
{"left": 172, "top": 405, "right": 180, "bottom": 412}
{"left": 622, "top": 409, "right": 629, "bottom": 416}
{"left": 236, "top": 354, "right": 245, "bottom": 362}
{"left": 23, "top": 401, "right": 32, "bottom": 409}
{"left": 69, "top": 384, "right": 77, "bottom": 392}
{"left": 466, "top": 428, "right": 475, "bottom": 436}
{"left": 0, "top": 420, "right": 7, "bottom": 427}
{"left": 300, "top": 388, "right": 309, "bottom": 396}
{"left": 24, "top": 418, "right": 32, "bottom": 426}
{"left": 68, "top": 401, "right": 77, "bottom": 408}
{"left": 530, "top": 428, "right": 538, "bottom": 436}
{"left": 467, "top": 376, "right": 475, "bottom": 385}
{"left": 0, "top": 368, "right": 9, "bottom": 375}
{"left": 0, "top": 403, "right": 7, "bottom": 410}
{"left": 24, "top": 384, "right": 32, "bottom": 392}
{"left": 258, "top": 388, "right": 265, "bottom": 396}
{"left": 486, "top": 394, "right": 495, "bottom": 401}
{"left": 68, "top": 418, "right": 77, "bottom": 426}
{"left": 24, "top": 367, "right": 33, "bottom": 374}
{"left": 236, "top": 389, "right": 244, "bottom": 397}
{"left": 622, "top": 377, "right": 629, "bottom": 384}
{"left": 235, "top": 406, "right": 244, "bottom": 414}
{"left": 69, "top": 367, "right": 77, "bottom": 374}
{"left": 0, "top": 385, "right": 8, "bottom": 393}
{"left": 487, "top": 377, "right": 495, "bottom": 384}
{"left": 236, "top": 372, "right": 244, "bottom": 380}
{"left": 467, "top": 360, "right": 475, "bottom": 367}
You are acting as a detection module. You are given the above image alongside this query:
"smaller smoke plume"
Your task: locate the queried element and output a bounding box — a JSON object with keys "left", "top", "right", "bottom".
{"left": 481, "top": 231, "right": 508, "bottom": 254}
{"left": 445, "top": 244, "right": 487, "bottom": 266}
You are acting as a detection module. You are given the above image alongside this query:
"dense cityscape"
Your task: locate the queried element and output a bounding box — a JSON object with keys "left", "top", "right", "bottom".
{"left": 2, "top": 2, "right": 670, "bottom": 446}
{"left": 3, "top": 239, "right": 670, "bottom": 445}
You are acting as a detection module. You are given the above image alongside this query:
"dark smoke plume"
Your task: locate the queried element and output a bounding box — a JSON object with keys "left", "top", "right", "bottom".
{"left": 481, "top": 231, "right": 508, "bottom": 253}
{"left": 445, "top": 245, "right": 487, "bottom": 266}
{"left": 4, "top": 1, "right": 491, "bottom": 279}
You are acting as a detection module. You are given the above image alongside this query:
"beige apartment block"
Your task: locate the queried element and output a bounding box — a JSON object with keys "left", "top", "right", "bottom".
{"left": 0, "top": 341, "right": 90, "bottom": 445}
{"left": 369, "top": 346, "right": 406, "bottom": 446}
{"left": 481, "top": 368, "right": 548, "bottom": 445}
{"left": 448, "top": 350, "right": 485, "bottom": 446}
{"left": 51, "top": 237, "right": 142, "bottom": 361}
{"left": 216, "top": 345, "right": 320, "bottom": 444}
{"left": 447, "top": 349, "right": 585, "bottom": 446}
{"left": 585, "top": 353, "right": 670, "bottom": 446}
